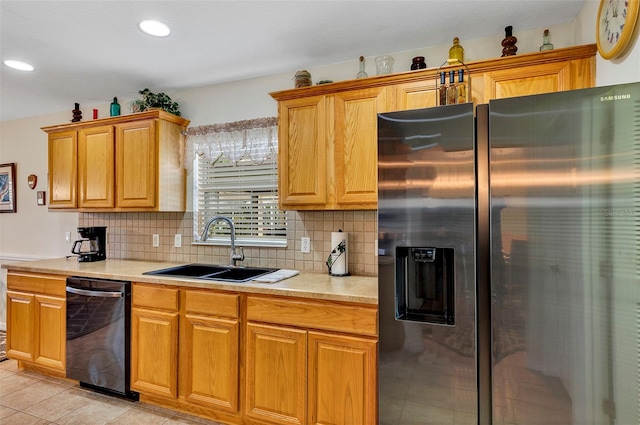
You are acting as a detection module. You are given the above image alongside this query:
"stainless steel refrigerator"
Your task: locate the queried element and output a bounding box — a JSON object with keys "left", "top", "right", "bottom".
{"left": 377, "top": 82, "right": 639, "bottom": 425}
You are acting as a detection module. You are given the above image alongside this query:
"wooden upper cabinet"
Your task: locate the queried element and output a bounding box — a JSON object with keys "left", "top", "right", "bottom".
{"left": 482, "top": 59, "right": 591, "bottom": 101}
{"left": 48, "top": 130, "right": 77, "bottom": 208}
{"left": 278, "top": 95, "right": 327, "bottom": 208}
{"left": 115, "top": 120, "right": 156, "bottom": 208}
{"left": 334, "top": 87, "right": 388, "bottom": 208}
{"left": 42, "top": 110, "right": 189, "bottom": 212}
{"left": 78, "top": 125, "right": 115, "bottom": 208}
{"left": 393, "top": 79, "right": 439, "bottom": 111}
{"left": 271, "top": 45, "right": 596, "bottom": 210}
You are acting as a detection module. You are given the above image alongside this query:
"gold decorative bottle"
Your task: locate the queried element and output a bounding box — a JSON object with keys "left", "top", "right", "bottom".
{"left": 448, "top": 37, "right": 464, "bottom": 63}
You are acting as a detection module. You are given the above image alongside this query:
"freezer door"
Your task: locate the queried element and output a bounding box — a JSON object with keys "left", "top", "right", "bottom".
{"left": 378, "top": 103, "right": 476, "bottom": 425}
{"left": 489, "top": 82, "right": 640, "bottom": 425}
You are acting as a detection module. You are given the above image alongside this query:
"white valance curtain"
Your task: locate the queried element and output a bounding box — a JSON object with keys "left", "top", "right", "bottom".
{"left": 184, "top": 117, "right": 278, "bottom": 168}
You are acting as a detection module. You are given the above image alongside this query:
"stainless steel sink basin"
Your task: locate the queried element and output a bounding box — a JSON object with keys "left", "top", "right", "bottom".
{"left": 144, "top": 263, "right": 277, "bottom": 282}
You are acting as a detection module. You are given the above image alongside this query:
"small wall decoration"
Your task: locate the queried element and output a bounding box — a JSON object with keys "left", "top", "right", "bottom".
{"left": 0, "top": 162, "right": 17, "bottom": 213}
{"left": 28, "top": 174, "right": 37, "bottom": 189}
{"left": 37, "top": 191, "right": 46, "bottom": 206}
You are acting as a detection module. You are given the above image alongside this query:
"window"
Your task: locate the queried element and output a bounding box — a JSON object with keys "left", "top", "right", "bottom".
{"left": 188, "top": 117, "right": 286, "bottom": 247}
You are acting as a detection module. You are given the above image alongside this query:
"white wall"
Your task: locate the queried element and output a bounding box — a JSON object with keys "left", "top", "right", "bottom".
{"left": 1, "top": 0, "right": 639, "bottom": 260}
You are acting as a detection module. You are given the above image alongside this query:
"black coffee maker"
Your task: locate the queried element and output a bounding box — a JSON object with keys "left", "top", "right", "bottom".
{"left": 71, "top": 227, "right": 107, "bottom": 262}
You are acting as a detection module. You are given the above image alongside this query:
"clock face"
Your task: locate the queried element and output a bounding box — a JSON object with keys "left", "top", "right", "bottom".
{"left": 597, "top": 0, "right": 640, "bottom": 60}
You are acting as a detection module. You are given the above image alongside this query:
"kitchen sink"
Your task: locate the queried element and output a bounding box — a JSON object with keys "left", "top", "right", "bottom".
{"left": 144, "top": 263, "right": 277, "bottom": 282}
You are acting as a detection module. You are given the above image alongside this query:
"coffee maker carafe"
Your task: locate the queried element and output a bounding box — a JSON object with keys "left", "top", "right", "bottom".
{"left": 71, "top": 227, "right": 107, "bottom": 262}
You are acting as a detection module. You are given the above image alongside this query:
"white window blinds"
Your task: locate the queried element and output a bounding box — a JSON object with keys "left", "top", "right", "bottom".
{"left": 189, "top": 118, "right": 286, "bottom": 247}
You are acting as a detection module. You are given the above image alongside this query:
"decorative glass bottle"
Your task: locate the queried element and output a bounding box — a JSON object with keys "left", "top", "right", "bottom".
{"left": 356, "top": 56, "right": 368, "bottom": 79}
{"left": 411, "top": 56, "right": 426, "bottom": 70}
{"left": 110, "top": 97, "right": 121, "bottom": 116}
{"left": 501, "top": 26, "right": 518, "bottom": 57}
{"left": 448, "top": 37, "right": 464, "bottom": 63}
{"left": 539, "top": 29, "right": 554, "bottom": 51}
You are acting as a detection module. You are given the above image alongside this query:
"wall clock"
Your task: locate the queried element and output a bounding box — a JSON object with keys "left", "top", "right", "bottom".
{"left": 596, "top": 0, "right": 640, "bottom": 60}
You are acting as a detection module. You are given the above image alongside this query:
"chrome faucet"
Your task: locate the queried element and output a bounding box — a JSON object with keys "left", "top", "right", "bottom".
{"left": 200, "top": 215, "right": 245, "bottom": 266}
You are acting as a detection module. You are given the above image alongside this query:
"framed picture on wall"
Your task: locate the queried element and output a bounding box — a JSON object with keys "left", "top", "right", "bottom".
{"left": 0, "top": 162, "right": 17, "bottom": 213}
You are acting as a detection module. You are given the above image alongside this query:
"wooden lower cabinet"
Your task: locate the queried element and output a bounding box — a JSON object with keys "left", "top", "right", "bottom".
{"left": 131, "top": 284, "right": 242, "bottom": 423}
{"left": 131, "top": 284, "right": 180, "bottom": 398}
{"left": 34, "top": 294, "right": 66, "bottom": 370}
{"left": 6, "top": 290, "right": 35, "bottom": 362}
{"left": 308, "top": 332, "right": 377, "bottom": 425}
{"left": 245, "top": 323, "right": 307, "bottom": 425}
{"left": 179, "top": 289, "right": 241, "bottom": 417}
{"left": 131, "top": 306, "right": 180, "bottom": 398}
{"left": 245, "top": 295, "right": 378, "bottom": 425}
{"left": 6, "top": 272, "right": 66, "bottom": 375}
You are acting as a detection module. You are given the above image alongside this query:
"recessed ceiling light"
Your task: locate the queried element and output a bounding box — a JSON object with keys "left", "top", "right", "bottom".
{"left": 139, "top": 20, "right": 171, "bottom": 37}
{"left": 3, "top": 59, "right": 34, "bottom": 71}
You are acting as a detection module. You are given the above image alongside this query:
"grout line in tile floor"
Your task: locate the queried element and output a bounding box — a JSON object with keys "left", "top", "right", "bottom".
{"left": 0, "top": 359, "right": 225, "bottom": 425}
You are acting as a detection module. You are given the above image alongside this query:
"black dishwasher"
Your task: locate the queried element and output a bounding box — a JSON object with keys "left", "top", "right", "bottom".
{"left": 66, "top": 276, "right": 138, "bottom": 400}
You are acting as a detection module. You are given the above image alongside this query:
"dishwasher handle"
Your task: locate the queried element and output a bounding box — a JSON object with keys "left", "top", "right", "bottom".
{"left": 66, "top": 286, "right": 124, "bottom": 298}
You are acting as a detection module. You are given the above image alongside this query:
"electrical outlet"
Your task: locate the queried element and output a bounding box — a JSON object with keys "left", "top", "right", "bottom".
{"left": 152, "top": 234, "right": 160, "bottom": 247}
{"left": 65, "top": 231, "right": 71, "bottom": 243}
{"left": 301, "top": 237, "right": 310, "bottom": 253}
{"left": 174, "top": 234, "right": 182, "bottom": 247}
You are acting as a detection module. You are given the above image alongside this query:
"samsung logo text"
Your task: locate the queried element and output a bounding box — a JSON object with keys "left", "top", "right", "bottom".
{"left": 600, "top": 94, "right": 631, "bottom": 102}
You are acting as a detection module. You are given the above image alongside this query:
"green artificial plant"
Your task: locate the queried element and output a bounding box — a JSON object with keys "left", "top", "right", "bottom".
{"left": 132, "top": 88, "right": 181, "bottom": 116}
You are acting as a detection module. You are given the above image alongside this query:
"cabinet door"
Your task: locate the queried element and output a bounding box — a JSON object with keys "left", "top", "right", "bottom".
{"left": 34, "top": 294, "right": 66, "bottom": 371}
{"left": 278, "top": 96, "right": 327, "bottom": 208}
{"left": 131, "top": 307, "right": 179, "bottom": 398}
{"left": 180, "top": 314, "right": 239, "bottom": 412}
{"left": 308, "top": 332, "right": 377, "bottom": 425}
{"left": 333, "top": 87, "right": 388, "bottom": 208}
{"left": 115, "top": 120, "right": 157, "bottom": 208}
{"left": 48, "top": 130, "right": 77, "bottom": 208}
{"left": 246, "top": 323, "right": 307, "bottom": 425}
{"left": 6, "top": 291, "right": 35, "bottom": 362}
{"left": 482, "top": 60, "right": 590, "bottom": 101}
{"left": 394, "top": 79, "right": 439, "bottom": 111}
{"left": 78, "top": 125, "right": 115, "bottom": 208}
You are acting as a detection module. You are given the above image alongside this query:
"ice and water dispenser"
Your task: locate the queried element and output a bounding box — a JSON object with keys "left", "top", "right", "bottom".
{"left": 395, "top": 247, "right": 455, "bottom": 326}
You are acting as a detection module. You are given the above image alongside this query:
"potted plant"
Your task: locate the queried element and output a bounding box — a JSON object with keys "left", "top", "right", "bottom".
{"left": 131, "top": 88, "right": 181, "bottom": 116}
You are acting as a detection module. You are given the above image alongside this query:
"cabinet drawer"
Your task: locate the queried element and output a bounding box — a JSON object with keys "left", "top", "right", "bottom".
{"left": 133, "top": 284, "right": 179, "bottom": 311}
{"left": 7, "top": 272, "right": 66, "bottom": 297}
{"left": 247, "top": 296, "right": 377, "bottom": 336}
{"left": 184, "top": 290, "right": 239, "bottom": 319}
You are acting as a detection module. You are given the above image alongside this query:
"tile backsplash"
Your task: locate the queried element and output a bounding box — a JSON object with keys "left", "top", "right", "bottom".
{"left": 79, "top": 210, "right": 378, "bottom": 276}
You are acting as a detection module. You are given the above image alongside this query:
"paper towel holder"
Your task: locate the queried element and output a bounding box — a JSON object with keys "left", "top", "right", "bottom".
{"left": 326, "top": 229, "right": 350, "bottom": 277}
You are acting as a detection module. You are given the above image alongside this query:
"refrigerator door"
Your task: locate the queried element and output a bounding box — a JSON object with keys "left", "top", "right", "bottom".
{"left": 378, "top": 103, "right": 476, "bottom": 425}
{"left": 489, "top": 82, "right": 640, "bottom": 425}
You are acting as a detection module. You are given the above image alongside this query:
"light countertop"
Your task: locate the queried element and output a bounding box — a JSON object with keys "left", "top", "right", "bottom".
{"left": 3, "top": 258, "right": 378, "bottom": 305}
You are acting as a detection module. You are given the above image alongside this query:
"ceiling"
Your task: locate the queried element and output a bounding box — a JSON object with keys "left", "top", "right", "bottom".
{"left": 0, "top": 0, "right": 587, "bottom": 122}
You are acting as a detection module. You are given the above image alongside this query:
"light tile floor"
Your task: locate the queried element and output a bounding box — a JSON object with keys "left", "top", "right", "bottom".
{"left": 0, "top": 359, "right": 225, "bottom": 425}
